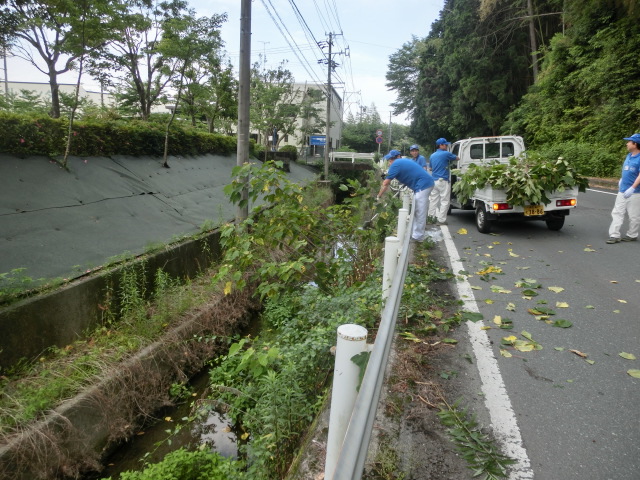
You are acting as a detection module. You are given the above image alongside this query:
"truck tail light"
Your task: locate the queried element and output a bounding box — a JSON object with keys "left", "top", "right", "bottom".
{"left": 492, "top": 203, "right": 511, "bottom": 210}
{"left": 556, "top": 199, "right": 577, "bottom": 207}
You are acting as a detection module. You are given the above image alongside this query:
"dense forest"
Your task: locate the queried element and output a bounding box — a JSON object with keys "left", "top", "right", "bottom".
{"left": 386, "top": 0, "right": 640, "bottom": 176}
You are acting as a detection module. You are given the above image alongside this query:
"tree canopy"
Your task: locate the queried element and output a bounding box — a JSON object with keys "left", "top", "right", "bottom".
{"left": 386, "top": 0, "right": 640, "bottom": 175}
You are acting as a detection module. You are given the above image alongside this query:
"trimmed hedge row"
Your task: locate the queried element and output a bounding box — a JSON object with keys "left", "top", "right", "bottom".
{"left": 0, "top": 112, "right": 237, "bottom": 158}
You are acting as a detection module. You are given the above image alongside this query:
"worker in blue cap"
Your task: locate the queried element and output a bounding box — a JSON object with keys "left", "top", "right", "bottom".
{"left": 606, "top": 133, "right": 640, "bottom": 243}
{"left": 409, "top": 144, "right": 429, "bottom": 171}
{"left": 377, "top": 149, "right": 434, "bottom": 242}
{"left": 428, "top": 138, "right": 459, "bottom": 225}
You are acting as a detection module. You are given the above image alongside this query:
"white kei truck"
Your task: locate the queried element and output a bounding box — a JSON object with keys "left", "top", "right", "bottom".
{"left": 448, "top": 135, "right": 579, "bottom": 233}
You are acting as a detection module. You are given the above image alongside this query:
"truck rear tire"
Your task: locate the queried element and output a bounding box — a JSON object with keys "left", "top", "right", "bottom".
{"left": 546, "top": 216, "right": 565, "bottom": 231}
{"left": 475, "top": 204, "right": 492, "bottom": 233}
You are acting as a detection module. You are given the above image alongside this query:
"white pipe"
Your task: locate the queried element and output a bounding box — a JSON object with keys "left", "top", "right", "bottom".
{"left": 324, "top": 324, "right": 369, "bottom": 480}
{"left": 382, "top": 236, "right": 399, "bottom": 300}
{"left": 397, "top": 208, "right": 408, "bottom": 245}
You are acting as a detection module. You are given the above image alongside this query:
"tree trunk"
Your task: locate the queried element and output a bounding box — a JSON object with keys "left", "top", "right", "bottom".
{"left": 527, "top": 0, "right": 539, "bottom": 83}
{"left": 48, "top": 72, "right": 61, "bottom": 118}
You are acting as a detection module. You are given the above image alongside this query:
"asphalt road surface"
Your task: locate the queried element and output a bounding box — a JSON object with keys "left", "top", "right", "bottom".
{"left": 438, "top": 188, "right": 639, "bottom": 480}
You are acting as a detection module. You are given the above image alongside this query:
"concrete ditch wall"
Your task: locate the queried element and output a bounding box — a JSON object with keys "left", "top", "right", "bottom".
{"left": 0, "top": 287, "right": 257, "bottom": 480}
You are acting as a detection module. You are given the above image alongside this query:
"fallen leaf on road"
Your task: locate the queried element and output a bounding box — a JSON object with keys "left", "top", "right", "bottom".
{"left": 627, "top": 369, "right": 640, "bottom": 378}
{"left": 470, "top": 285, "right": 482, "bottom": 290}
{"left": 492, "top": 241, "right": 501, "bottom": 245}
{"left": 500, "top": 349, "right": 512, "bottom": 358}
{"left": 569, "top": 349, "right": 588, "bottom": 358}
{"left": 485, "top": 299, "right": 494, "bottom": 304}
{"left": 493, "top": 315, "right": 502, "bottom": 325}
{"left": 516, "top": 266, "right": 531, "bottom": 270}
{"left": 610, "top": 280, "right": 618, "bottom": 284}
{"left": 619, "top": 352, "right": 636, "bottom": 360}
{"left": 491, "top": 285, "right": 511, "bottom": 294}
{"left": 548, "top": 286, "right": 564, "bottom": 293}
{"left": 506, "top": 303, "right": 516, "bottom": 311}
{"left": 617, "top": 299, "right": 627, "bottom": 303}
{"left": 554, "top": 347, "right": 564, "bottom": 351}
{"left": 585, "top": 359, "right": 595, "bottom": 365}
{"left": 556, "top": 302, "right": 569, "bottom": 308}
{"left": 584, "top": 247, "right": 596, "bottom": 252}
{"left": 457, "top": 228, "right": 468, "bottom": 235}
{"left": 585, "top": 305, "right": 595, "bottom": 309}
{"left": 509, "top": 251, "right": 520, "bottom": 257}
{"left": 552, "top": 319, "right": 573, "bottom": 328}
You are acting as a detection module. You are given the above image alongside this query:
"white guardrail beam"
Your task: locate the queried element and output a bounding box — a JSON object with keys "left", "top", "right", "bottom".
{"left": 326, "top": 197, "right": 415, "bottom": 480}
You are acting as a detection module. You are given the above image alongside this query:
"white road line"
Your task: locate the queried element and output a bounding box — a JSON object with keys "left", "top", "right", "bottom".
{"left": 440, "top": 225, "right": 534, "bottom": 480}
{"left": 587, "top": 188, "right": 617, "bottom": 196}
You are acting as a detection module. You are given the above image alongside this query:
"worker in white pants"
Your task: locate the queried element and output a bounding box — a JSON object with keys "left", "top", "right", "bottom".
{"left": 377, "top": 150, "right": 434, "bottom": 242}
{"left": 428, "top": 138, "right": 458, "bottom": 225}
{"left": 606, "top": 133, "right": 640, "bottom": 243}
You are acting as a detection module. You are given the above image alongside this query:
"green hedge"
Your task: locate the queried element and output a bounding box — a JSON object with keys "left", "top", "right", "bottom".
{"left": 0, "top": 113, "right": 236, "bottom": 158}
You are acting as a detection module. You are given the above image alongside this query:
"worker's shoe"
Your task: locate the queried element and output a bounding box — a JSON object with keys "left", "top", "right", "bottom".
{"left": 606, "top": 237, "right": 621, "bottom": 244}
{"left": 621, "top": 236, "right": 638, "bottom": 242}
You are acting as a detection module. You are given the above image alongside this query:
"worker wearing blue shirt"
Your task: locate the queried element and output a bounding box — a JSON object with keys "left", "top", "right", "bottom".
{"left": 428, "top": 138, "right": 459, "bottom": 225}
{"left": 377, "top": 149, "right": 434, "bottom": 242}
{"left": 409, "top": 144, "right": 428, "bottom": 171}
{"left": 606, "top": 133, "right": 640, "bottom": 243}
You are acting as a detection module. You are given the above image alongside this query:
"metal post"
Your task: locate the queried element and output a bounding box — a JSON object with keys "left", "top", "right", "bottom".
{"left": 382, "top": 236, "right": 399, "bottom": 300}
{"left": 235, "top": 0, "right": 251, "bottom": 222}
{"left": 324, "top": 324, "right": 368, "bottom": 480}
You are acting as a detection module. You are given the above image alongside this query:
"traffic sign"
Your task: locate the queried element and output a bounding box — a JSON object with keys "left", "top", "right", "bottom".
{"left": 375, "top": 136, "right": 383, "bottom": 144}
{"left": 376, "top": 129, "right": 383, "bottom": 136}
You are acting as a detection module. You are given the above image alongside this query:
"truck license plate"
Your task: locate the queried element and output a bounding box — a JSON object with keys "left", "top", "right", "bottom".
{"left": 524, "top": 205, "right": 544, "bottom": 216}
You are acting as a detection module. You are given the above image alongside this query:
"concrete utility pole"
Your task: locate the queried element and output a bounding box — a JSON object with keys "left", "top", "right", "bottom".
{"left": 323, "top": 33, "right": 333, "bottom": 181}
{"left": 236, "top": 0, "right": 251, "bottom": 222}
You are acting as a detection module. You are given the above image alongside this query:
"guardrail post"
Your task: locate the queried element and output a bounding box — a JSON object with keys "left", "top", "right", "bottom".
{"left": 397, "top": 208, "right": 409, "bottom": 245}
{"left": 382, "top": 236, "right": 399, "bottom": 300}
{"left": 402, "top": 190, "right": 411, "bottom": 210}
{"left": 324, "top": 324, "right": 369, "bottom": 480}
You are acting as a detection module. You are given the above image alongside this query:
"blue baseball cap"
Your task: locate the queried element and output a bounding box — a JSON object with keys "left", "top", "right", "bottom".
{"left": 623, "top": 133, "right": 640, "bottom": 143}
{"left": 435, "top": 138, "right": 450, "bottom": 145}
{"left": 386, "top": 149, "right": 402, "bottom": 158}
{"left": 409, "top": 144, "right": 420, "bottom": 150}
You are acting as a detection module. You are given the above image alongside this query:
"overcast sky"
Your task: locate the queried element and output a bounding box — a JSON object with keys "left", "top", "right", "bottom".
{"left": 3, "top": 0, "right": 444, "bottom": 126}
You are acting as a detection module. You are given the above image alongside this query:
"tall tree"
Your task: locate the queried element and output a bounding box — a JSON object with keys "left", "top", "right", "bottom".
{"left": 157, "top": 11, "right": 226, "bottom": 166}
{"left": 249, "top": 60, "right": 299, "bottom": 154}
{"left": 0, "top": 0, "right": 125, "bottom": 118}
{"left": 101, "top": 0, "right": 188, "bottom": 120}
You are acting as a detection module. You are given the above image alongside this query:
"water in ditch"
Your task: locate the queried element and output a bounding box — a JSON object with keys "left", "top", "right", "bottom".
{"left": 86, "top": 369, "right": 237, "bottom": 479}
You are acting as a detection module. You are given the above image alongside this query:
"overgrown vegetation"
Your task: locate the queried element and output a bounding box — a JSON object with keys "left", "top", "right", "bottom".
{"left": 387, "top": 0, "right": 639, "bottom": 176}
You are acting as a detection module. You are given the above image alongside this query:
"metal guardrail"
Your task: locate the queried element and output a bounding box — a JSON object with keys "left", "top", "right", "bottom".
{"left": 332, "top": 196, "right": 415, "bottom": 479}
{"left": 329, "top": 152, "right": 376, "bottom": 163}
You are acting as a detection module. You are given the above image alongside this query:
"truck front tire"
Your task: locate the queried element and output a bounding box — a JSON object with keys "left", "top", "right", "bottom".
{"left": 475, "top": 204, "right": 492, "bottom": 233}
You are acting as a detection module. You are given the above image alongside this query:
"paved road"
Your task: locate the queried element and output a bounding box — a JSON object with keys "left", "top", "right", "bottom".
{"left": 439, "top": 188, "right": 640, "bottom": 480}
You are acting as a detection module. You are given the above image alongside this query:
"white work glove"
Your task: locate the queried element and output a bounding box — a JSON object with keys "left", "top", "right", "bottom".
{"left": 623, "top": 187, "right": 635, "bottom": 199}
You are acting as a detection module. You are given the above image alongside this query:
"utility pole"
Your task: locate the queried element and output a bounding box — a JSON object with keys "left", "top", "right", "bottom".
{"left": 236, "top": 0, "right": 251, "bottom": 222}
{"left": 323, "top": 33, "right": 333, "bottom": 181}
{"left": 388, "top": 112, "right": 392, "bottom": 151}
{"left": 319, "top": 33, "right": 345, "bottom": 181}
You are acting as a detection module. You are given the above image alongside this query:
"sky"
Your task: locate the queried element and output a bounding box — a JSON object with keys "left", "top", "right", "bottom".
{"left": 3, "top": 0, "right": 445, "bottom": 126}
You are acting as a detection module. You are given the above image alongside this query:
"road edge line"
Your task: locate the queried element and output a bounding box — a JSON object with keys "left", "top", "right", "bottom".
{"left": 440, "top": 225, "right": 534, "bottom": 480}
